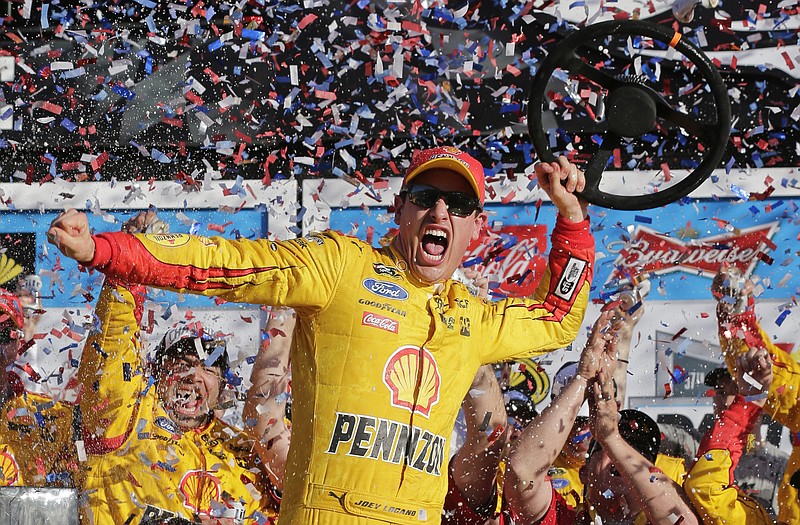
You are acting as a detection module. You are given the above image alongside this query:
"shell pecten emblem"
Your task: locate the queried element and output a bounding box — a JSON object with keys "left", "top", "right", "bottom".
{"left": 383, "top": 346, "right": 440, "bottom": 418}
{"left": 179, "top": 470, "right": 222, "bottom": 515}
{"left": 0, "top": 449, "right": 19, "bottom": 486}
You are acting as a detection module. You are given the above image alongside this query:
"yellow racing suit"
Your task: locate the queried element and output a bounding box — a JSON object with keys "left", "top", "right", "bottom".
{"left": 718, "top": 306, "right": 800, "bottom": 523}
{"left": 684, "top": 395, "right": 773, "bottom": 524}
{"left": 77, "top": 280, "right": 277, "bottom": 525}
{"left": 86, "top": 216, "right": 595, "bottom": 525}
{"left": 0, "top": 379, "right": 76, "bottom": 487}
{"left": 549, "top": 452, "right": 685, "bottom": 509}
{"left": 549, "top": 452, "right": 584, "bottom": 509}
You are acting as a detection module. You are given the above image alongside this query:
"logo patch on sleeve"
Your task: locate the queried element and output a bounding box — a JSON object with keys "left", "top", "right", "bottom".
{"left": 554, "top": 257, "right": 587, "bottom": 302}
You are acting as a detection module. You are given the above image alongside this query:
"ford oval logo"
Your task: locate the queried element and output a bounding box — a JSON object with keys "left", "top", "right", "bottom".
{"left": 362, "top": 279, "right": 409, "bottom": 300}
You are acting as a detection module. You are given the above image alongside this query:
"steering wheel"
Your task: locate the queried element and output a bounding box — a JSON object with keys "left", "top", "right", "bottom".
{"left": 527, "top": 20, "right": 731, "bottom": 210}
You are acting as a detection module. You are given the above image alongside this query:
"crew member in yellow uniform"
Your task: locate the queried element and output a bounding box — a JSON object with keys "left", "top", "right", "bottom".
{"left": 714, "top": 265, "right": 800, "bottom": 524}
{"left": 76, "top": 213, "right": 276, "bottom": 525}
{"left": 0, "top": 287, "right": 76, "bottom": 487}
{"left": 49, "top": 148, "right": 595, "bottom": 524}
{"left": 684, "top": 347, "right": 775, "bottom": 524}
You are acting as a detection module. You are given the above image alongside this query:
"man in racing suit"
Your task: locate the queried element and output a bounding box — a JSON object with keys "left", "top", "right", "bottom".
{"left": 713, "top": 266, "right": 800, "bottom": 523}
{"left": 76, "top": 212, "right": 276, "bottom": 525}
{"left": 684, "top": 347, "right": 774, "bottom": 525}
{"left": 49, "top": 148, "right": 595, "bottom": 525}
{"left": 0, "top": 287, "right": 76, "bottom": 487}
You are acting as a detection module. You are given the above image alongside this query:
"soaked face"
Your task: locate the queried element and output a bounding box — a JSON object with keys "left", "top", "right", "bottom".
{"left": 564, "top": 418, "right": 591, "bottom": 458}
{"left": 157, "top": 354, "right": 223, "bottom": 431}
{"left": 393, "top": 169, "right": 485, "bottom": 285}
{"left": 582, "top": 447, "right": 634, "bottom": 521}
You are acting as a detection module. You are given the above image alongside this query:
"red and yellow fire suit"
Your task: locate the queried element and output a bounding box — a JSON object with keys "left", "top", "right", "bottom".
{"left": 549, "top": 452, "right": 584, "bottom": 508}
{"left": 0, "top": 378, "right": 76, "bottom": 487}
{"left": 77, "top": 280, "right": 277, "bottom": 524}
{"left": 718, "top": 307, "right": 800, "bottom": 523}
{"left": 684, "top": 395, "right": 773, "bottom": 524}
{"left": 86, "top": 216, "right": 594, "bottom": 525}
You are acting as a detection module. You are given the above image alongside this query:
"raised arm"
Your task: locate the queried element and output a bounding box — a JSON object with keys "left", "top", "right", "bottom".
{"left": 590, "top": 376, "right": 699, "bottom": 525}
{"left": 449, "top": 364, "right": 508, "bottom": 510}
{"left": 713, "top": 266, "right": 800, "bottom": 431}
{"left": 610, "top": 281, "right": 647, "bottom": 406}
{"left": 243, "top": 308, "right": 295, "bottom": 491}
{"left": 48, "top": 209, "right": 346, "bottom": 313}
{"left": 76, "top": 212, "right": 154, "bottom": 454}
{"left": 503, "top": 309, "right": 617, "bottom": 522}
{"left": 684, "top": 347, "right": 773, "bottom": 525}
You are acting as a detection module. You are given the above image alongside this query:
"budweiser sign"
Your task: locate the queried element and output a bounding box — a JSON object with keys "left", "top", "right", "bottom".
{"left": 608, "top": 222, "right": 779, "bottom": 283}
{"left": 362, "top": 311, "right": 399, "bottom": 334}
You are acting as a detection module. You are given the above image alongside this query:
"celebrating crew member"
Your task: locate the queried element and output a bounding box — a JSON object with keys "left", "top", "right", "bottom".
{"left": 684, "top": 348, "right": 775, "bottom": 524}
{"left": 713, "top": 264, "right": 800, "bottom": 523}
{"left": 0, "top": 286, "right": 76, "bottom": 487}
{"left": 503, "top": 321, "right": 699, "bottom": 525}
{"left": 75, "top": 211, "right": 275, "bottom": 525}
{"left": 49, "top": 147, "right": 595, "bottom": 524}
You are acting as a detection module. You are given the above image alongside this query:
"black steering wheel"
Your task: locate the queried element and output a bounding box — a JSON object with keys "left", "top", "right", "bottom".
{"left": 528, "top": 20, "right": 731, "bottom": 210}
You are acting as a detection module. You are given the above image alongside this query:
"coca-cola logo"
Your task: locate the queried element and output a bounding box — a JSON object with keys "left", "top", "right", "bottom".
{"left": 361, "top": 311, "right": 399, "bottom": 333}
{"left": 463, "top": 225, "right": 549, "bottom": 299}
{"left": 608, "top": 223, "right": 779, "bottom": 283}
{"left": 362, "top": 278, "right": 409, "bottom": 300}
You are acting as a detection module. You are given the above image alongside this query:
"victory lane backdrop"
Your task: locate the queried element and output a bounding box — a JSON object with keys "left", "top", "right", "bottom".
{"left": 329, "top": 197, "right": 792, "bottom": 302}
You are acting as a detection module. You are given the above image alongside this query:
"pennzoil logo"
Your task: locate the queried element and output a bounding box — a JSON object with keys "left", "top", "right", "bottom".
{"left": 326, "top": 411, "right": 446, "bottom": 476}
{"left": 147, "top": 233, "right": 190, "bottom": 247}
{"left": 383, "top": 346, "right": 440, "bottom": 418}
{"left": 179, "top": 470, "right": 221, "bottom": 514}
{"left": 0, "top": 450, "right": 19, "bottom": 486}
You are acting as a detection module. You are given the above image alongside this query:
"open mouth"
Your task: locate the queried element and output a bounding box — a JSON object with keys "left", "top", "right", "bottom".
{"left": 172, "top": 387, "right": 206, "bottom": 415}
{"left": 420, "top": 229, "right": 449, "bottom": 262}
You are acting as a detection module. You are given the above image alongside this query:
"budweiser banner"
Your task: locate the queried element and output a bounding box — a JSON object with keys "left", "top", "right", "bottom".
{"left": 330, "top": 197, "right": 794, "bottom": 301}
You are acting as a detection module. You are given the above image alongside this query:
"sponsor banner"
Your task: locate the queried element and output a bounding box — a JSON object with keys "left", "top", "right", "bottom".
{"left": 330, "top": 198, "right": 797, "bottom": 301}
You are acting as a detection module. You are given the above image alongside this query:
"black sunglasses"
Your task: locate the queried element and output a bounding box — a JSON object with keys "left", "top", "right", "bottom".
{"left": 403, "top": 185, "right": 482, "bottom": 217}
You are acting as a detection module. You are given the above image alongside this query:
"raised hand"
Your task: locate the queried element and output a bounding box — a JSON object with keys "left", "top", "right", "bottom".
{"left": 577, "top": 309, "right": 619, "bottom": 383}
{"left": 46, "top": 209, "right": 96, "bottom": 264}
{"left": 534, "top": 156, "right": 589, "bottom": 223}
{"left": 588, "top": 368, "right": 619, "bottom": 444}
{"left": 735, "top": 346, "right": 772, "bottom": 407}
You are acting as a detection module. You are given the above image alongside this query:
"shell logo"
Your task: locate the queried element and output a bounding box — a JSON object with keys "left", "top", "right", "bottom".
{"left": 383, "top": 346, "right": 440, "bottom": 418}
{"left": 179, "top": 470, "right": 221, "bottom": 514}
{"left": 0, "top": 450, "right": 19, "bottom": 486}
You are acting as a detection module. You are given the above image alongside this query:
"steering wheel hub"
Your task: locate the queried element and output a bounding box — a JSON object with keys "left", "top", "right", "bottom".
{"left": 606, "top": 85, "right": 657, "bottom": 138}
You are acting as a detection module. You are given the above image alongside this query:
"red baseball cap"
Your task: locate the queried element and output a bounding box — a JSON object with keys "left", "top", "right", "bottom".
{"left": 402, "top": 147, "right": 485, "bottom": 204}
{"left": 0, "top": 289, "right": 23, "bottom": 329}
